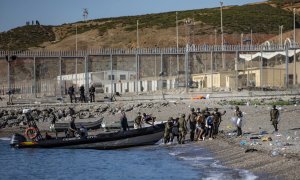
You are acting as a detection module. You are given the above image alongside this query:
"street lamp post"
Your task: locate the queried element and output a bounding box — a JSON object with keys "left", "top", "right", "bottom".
{"left": 250, "top": 29, "right": 253, "bottom": 46}
{"left": 137, "top": 20, "right": 139, "bottom": 48}
{"left": 176, "top": 12, "right": 179, "bottom": 73}
{"left": 75, "top": 24, "right": 78, "bottom": 90}
{"left": 220, "top": 2, "right": 225, "bottom": 69}
{"left": 279, "top": 25, "right": 283, "bottom": 46}
{"left": 293, "top": 8, "right": 296, "bottom": 85}
{"left": 241, "top": 33, "right": 244, "bottom": 48}
{"left": 214, "top": 29, "right": 217, "bottom": 45}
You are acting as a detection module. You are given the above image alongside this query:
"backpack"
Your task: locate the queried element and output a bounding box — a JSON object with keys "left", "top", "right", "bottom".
{"left": 206, "top": 116, "right": 213, "bottom": 125}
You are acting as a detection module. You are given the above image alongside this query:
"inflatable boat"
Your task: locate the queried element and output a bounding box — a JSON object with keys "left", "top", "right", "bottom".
{"left": 10, "top": 123, "right": 165, "bottom": 150}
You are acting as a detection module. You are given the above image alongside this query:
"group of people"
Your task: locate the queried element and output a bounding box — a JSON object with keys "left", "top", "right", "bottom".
{"left": 119, "top": 111, "right": 156, "bottom": 131}
{"left": 24, "top": 102, "right": 281, "bottom": 143}
{"left": 68, "top": 84, "right": 95, "bottom": 103}
{"left": 163, "top": 107, "right": 226, "bottom": 144}
{"left": 162, "top": 104, "right": 281, "bottom": 144}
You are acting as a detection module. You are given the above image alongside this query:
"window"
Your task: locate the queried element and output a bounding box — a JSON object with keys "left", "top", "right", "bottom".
{"left": 120, "top": 75, "right": 126, "bottom": 80}
{"left": 108, "top": 75, "right": 115, "bottom": 80}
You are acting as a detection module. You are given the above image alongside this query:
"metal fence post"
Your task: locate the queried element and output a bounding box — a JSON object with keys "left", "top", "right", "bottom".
{"left": 135, "top": 53, "right": 138, "bottom": 94}
{"left": 211, "top": 51, "right": 214, "bottom": 92}
{"left": 110, "top": 54, "right": 113, "bottom": 97}
{"left": 185, "top": 47, "right": 189, "bottom": 92}
{"left": 160, "top": 53, "right": 163, "bottom": 90}
{"left": 33, "top": 56, "right": 36, "bottom": 97}
{"left": 85, "top": 55, "right": 89, "bottom": 98}
{"left": 59, "top": 56, "right": 63, "bottom": 97}
{"left": 7, "top": 59, "right": 10, "bottom": 93}
{"left": 286, "top": 48, "right": 289, "bottom": 89}
{"left": 260, "top": 50, "right": 263, "bottom": 90}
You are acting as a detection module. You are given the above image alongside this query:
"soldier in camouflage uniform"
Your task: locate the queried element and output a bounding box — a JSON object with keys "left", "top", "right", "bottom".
{"left": 164, "top": 117, "right": 173, "bottom": 144}
{"left": 270, "top": 105, "right": 280, "bottom": 132}
{"left": 187, "top": 108, "right": 198, "bottom": 141}
{"left": 178, "top": 114, "right": 187, "bottom": 144}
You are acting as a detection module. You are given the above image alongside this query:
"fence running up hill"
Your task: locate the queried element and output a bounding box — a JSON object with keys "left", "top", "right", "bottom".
{"left": 0, "top": 44, "right": 299, "bottom": 98}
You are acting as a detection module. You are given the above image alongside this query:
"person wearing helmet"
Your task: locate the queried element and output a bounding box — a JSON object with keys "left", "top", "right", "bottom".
{"left": 178, "top": 114, "right": 187, "bottom": 144}
{"left": 164, "top": 117, "right": 173, "bottom": 144}
{"left": 187, "top": 108, "right": 198, "bottom": 141}
{"left": 171, "top": 117, "right": 180, "bottom": 143}
{"left": 270, "top": 105, "right": 280, "bottom": 132}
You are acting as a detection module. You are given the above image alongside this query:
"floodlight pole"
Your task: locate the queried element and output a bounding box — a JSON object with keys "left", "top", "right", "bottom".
{"left": 220, "top": 1, "right": 225, "bottom": 69}
{"left": 293, "top": 8, "right": 296, "bottom": 85}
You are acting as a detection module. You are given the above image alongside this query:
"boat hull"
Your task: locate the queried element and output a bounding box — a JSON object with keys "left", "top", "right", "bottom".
{"left": 13, "top": 124, "right": 165, "bottom": 150}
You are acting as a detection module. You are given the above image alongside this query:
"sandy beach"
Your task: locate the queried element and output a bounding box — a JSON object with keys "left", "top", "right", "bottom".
{"left": 0, "top": 91, "right": 300, "bottom": 179}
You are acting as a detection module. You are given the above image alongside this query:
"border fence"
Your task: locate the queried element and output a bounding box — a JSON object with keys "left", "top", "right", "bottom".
{"left": 0, "top": 44, "right": 299, "bottom": 99}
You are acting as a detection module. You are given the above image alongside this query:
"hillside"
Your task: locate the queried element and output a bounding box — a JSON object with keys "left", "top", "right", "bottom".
{"left": 0, "top": 1, "right": 300, "bottom": 51}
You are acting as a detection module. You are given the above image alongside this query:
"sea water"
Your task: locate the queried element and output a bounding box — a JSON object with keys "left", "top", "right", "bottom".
{"left": 0, "top": 138, "right": 257, "bottom": 180}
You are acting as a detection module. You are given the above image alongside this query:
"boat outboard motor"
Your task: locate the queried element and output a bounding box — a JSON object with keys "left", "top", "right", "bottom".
{"left": 10, "top": 133, "right": 27, "bottom": 147}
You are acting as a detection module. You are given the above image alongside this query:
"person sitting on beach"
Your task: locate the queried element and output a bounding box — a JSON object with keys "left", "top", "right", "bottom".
{"left": 134, "top": 112, "right": 143, "bottom": 129}
{"left": 68, "top": 117, "right": 77, "bottom": 137}
{"left": 79, "top": 124, "right": 88, "bottom": 138}
{"left": 142, "top": 113, "right": 155, "bottom": 125}
{"left": 45, "top": 132, "right": 52, "bottom": 140}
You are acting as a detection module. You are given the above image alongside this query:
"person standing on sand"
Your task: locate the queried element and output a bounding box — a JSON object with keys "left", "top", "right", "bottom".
{"left": 187, "top": 108, "right": 197, "bottom": 141}
{"left": 212, "top": 108, "right": 226, "bottom": 135}
{"left": 235, "top": 106, "right": 243, "bottom": 137}
{"left": 178, "top": 114, "right": 187, "bottom": 144}
{"left": 68, "top": 85, "right": 76, "bottom": 103}
{"left": 270, "top": 105, "right": 280, "bottom": 132}
{"left": 79, "top": 85, "right": 86, "bottom": 103}
{"left": 89, "top": 84, "right": 96, "bottom": 102}
{"left": 171, "top": 117, "right": 179, "bottom": 143}
{"left": 120, "top": 111, "right": 129, "bottom": 131}
{"left": 164, "top": 117, "right": 173, "bottom": 144}
{"left": 195, "top": 110, "right": 204, "bottom": 141}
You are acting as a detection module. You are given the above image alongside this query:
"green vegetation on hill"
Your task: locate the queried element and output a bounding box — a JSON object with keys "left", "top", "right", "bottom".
{"left": 0, "top": 3, "right": 299, "bottom": 50}
{"left": 193, "top": 4, "right": 298, "bottom": 34}
{"left": 270, "top": 0, "right": 300, "bottom": 6}
{"left": 0, "top": 25, "right": 55, "bottom": 50}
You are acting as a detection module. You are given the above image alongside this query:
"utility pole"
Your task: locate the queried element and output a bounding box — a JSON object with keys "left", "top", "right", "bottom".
{"left": 176, "top": 12, "right": 179, "bottom": 72}
{"left": 75, "top": 24, "right": 78, "bottom": 90}
{"left": 83, "top": 8, "right": 88, "bottom": 22}
{"left": 137, "top": 20, "right": 139, "bottom": 48}
{"left": 293, "top": 8, "right": 296, "bottom": 85}
{"left": 279, "top": 25, "right": 283, "bottom": 46}
{"left": 220, "top": 2, "right": 225, "bottom": 69}
{"left": 214, "top": 29, "right": 217, "bottom": 45}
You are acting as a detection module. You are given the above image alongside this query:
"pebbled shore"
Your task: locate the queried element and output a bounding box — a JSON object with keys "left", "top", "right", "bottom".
{"left": 1, "top": 94, "right": 299, "bottom": 179}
